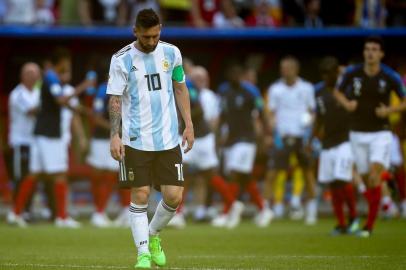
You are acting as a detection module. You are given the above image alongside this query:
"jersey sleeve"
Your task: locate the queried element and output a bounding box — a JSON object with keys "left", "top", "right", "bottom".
{"left": 10, "top": 90, "right": 38, "bottom": 114}
{"left": 45, "top": 70, "right": 63, "bottom": 97}
{"left": 172, "top": 46, "right": 185, "bottom": 83}
{"left": 94, "top": 84, "right": 107, "bottom": 113}
{"left": 242, "top": 82, "right": 263, "bottom": 111}
{"left": 307, "top": 84, "right": 316, "bottom": 111}
{"left": 336, "top": 66, "right": 354, "bottom": 94}
{"left": 106, "top": 56, "right": 128, "bottom": 95}
{"left": 390, "top": 71, "right": 406, "bottom": 98}
{"left": 268, "top": 85, "right": 277, "bottom": 111}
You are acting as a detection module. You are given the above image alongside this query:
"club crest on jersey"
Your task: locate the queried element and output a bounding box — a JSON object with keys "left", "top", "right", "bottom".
{"left": 353, "top": 78, "right": 362, "bottom": 96}
{"left": 162, "top": 59, "right": 170, "bottom": 72}
{"left": 128, "top": 168, "right": 134, "bottom": 181}
{"left": 378, "top": 79, "right": 387, "bottom": 93}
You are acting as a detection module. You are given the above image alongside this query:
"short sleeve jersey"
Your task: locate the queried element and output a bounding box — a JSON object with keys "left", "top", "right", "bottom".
{"left": 315, "top": 82, "right": 349, "bottom": 149}
{"left": 106, "top": 41, "right": 184, "bottom": 151}
{"left": 219, "top": 81, "right": 263, "bottom": 146}
{"left": 34, "top": 69, "right": 63, "bottom": 138}
{"left": 337, "top": 64, "right": 405, "bottom": 132}
{"left": 8, "top": 84, "right": 40, "bottom": 146}
{"left": 267, "top": 78, "right": 315, "bottom": 137}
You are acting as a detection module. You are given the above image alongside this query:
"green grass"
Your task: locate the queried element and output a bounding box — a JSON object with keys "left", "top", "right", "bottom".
{"left": 0, "top": 218, "right": 405, "bottom": 270}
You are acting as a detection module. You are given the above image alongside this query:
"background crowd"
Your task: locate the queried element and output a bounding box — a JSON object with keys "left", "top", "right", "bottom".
{"left": 0, "top": 0, "right": 406, "bottom": 28}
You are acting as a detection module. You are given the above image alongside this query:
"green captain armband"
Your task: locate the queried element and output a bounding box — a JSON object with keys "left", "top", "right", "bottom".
{"left": 172, "top": 65, "right": 185, "bottom": 83}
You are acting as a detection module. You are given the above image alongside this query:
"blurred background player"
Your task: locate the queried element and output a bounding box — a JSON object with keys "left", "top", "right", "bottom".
{"left": 87, "top": 73, "right": 131, "bottom": 228}
{"left": 314, "top": 56, "right": 359, "bottom": 235}
{"left": 216, "top": 64, "right": 271, "bottom": 228}
{"left": 11, "top": 48, "right": 93, "bottom": 228}
{"left": 172, "top": 65, "right": 235, "bottom": 227}
{"left": 334, "top": 36, "right": 406, "bottom": 237}
{"left": 265, "top": 56, "right": 318, "bottom": 225}
{"left": 6, "top": 62, "right": 41, "bottom": 225}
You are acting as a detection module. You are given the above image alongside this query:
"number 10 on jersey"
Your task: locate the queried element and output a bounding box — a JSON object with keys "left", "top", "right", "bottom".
{"left": 175, "top": 164, "right": 184, "bottom": 181}
{"left": 145, "top": 73, "right": 162, "bottom": 91}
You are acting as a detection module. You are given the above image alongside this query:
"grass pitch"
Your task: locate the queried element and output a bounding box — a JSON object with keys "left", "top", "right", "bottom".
{"left": 0, "top": 218, "right": 405, "bottom": 270}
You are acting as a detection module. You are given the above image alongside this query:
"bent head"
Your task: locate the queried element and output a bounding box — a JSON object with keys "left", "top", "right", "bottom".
{"left": 319, "top": 56, "right": 339, "bottom": 87}
{"left": 363, "top": 36, "right": 384, "bottom": 66}
{"left": 134, "top": 9, "right": 161, "bottom": 53}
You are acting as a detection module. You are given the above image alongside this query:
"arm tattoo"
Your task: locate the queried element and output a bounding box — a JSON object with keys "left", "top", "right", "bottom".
{"left": 109, "top": 95, "right": 122, "bottom": 137}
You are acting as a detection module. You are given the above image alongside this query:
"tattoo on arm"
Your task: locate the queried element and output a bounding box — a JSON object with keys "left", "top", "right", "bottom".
{"left": 109, "top": 95, "right": 122, "bottom": 137}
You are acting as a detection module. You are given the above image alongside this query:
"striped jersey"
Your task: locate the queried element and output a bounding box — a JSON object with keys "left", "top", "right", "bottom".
{"left": 106, "top": 41, "right": 185, "bottom": 151}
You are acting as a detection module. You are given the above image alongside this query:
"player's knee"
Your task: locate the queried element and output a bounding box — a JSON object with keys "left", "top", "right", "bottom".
{"left": 131, "top": 188, "right": 150, "bottom": 205}
{"left": 163, "top": 193, "right": 182, "bottom": 208}
{"left": 369, "top": 163, "right": 384, "bottom": 187}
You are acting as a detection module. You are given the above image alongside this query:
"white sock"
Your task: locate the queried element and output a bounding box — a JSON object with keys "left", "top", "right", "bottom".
{"left": 290, "top": 195, "right": 301, "bottom": 208}
{"left": 402, "top": 200, "right": 406, "bottom": 210}
{"left": 149, "top": 200, "right": 177, "bottom": 235}
{"left": 358, "top": 182, "right": 366, "bottom": 194}
{"left": 273, "top": 203, "right": 284, "bottom": 218}
{"left": 129, "top": 203, "right": 149, "bottom": 255}
{"left": 306, "top": 199, "right": 318, "bottom": 218}
{"left": 381, "top": 195, "right": 392, "bottom": 206}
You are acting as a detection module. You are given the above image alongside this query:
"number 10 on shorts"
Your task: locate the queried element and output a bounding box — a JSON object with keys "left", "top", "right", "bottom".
{"left": 175, "top": 164, "right": 184, "bottom": 181}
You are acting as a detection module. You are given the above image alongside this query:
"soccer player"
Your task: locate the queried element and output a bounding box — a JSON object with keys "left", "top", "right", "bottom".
{"left": 180, "top": 66, "right": 235, "bottom": 223}
{"left": 107, "top": 9, "right": 194, "bottom": 268}
{"left": 216, "top": 64, "right": 266, "bottom": 228}
{"left": 7, "top": 62, "right": 41, "bottom": 226}
{"left": 334, "top": 36, "right": 406, "bottom": 237}
{"left": 265, "top": 56, "right": 318, "bottom": 224}
{"left": 315, "top": 56, "right": 359, "bottom": 235}
{"left": 12, "top": 49, "right": 93, "bottom": 228}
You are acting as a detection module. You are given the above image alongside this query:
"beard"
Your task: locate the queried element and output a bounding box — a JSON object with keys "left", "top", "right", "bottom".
{"left": 139, "top": 41, "right": 158, "bottom": 53}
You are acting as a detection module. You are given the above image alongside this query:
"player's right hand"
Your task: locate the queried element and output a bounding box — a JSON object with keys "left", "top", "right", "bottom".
{"left": 110, "top": 134, "right": 125, "bottom": 161}
{"left": 182, "top": 125, "right": 195, "bottom": 154}
{"left": 346, "top": 100, "right": 358, "bottom": 112}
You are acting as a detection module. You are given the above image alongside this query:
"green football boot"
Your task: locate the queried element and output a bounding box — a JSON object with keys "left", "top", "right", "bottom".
{"left": 134, "top": 252, "right": 151, "bottom": 269}
{"left": 149, "top": 235, "right": 166, "bottom": 267}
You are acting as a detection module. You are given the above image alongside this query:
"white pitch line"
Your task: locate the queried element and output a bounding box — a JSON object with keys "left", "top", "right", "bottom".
{"left": 179, "top": 255, "right": 393, "bottom": 259}
{"left": 0, "top": 263, "right": 128, "bottom": 269}
{"left": 0, "top": 263, "right": 262, "bottom": 270}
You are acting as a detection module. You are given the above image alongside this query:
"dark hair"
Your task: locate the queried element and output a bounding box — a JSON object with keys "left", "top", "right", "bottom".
{"left": 135, "top": 9, "right": 160, "bottom": 29}
{"left": 51, "top": 47, "right": 71, "bottom": 65}
{"left": 319, "top": 56, "right": 339, "bottom": 74}
{"left": 280, "top": 55, "right": 300, "bottom": 68}
{"left": 364, "top": 36, "right": 385, "bottom": 51}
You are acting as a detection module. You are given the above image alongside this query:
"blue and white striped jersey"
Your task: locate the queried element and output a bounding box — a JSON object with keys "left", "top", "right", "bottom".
{"left": 106, "top": 41, "right": 185, "bottom": 151}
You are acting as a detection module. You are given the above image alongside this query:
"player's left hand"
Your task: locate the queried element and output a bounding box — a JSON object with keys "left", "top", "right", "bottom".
{"left": 375, "top": 103, "right": 391, "bottom": 118}
{"left": 182, "top": 125, "right": 194, "bottom": 154}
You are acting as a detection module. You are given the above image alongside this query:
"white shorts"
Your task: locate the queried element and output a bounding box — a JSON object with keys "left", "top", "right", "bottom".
{"left": 350, "top": 131, "right": 392, "bottom": 175}
{"left": 182, "top": 133, "right": 219, "bottom": 170}
{"left": 87, "top": 139, "right": 119, "bottom": 171}
{"left": 318, "top": 142, "right": 354, "bottom": 183}
{"left": 390, "top": 133, "right": 403, "bottom": 167}
{"left": 30, "top": 136, "right": 68, "bottom": 174}
{"left": 224, "top": 142, "right": 257, "bottom": 174}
